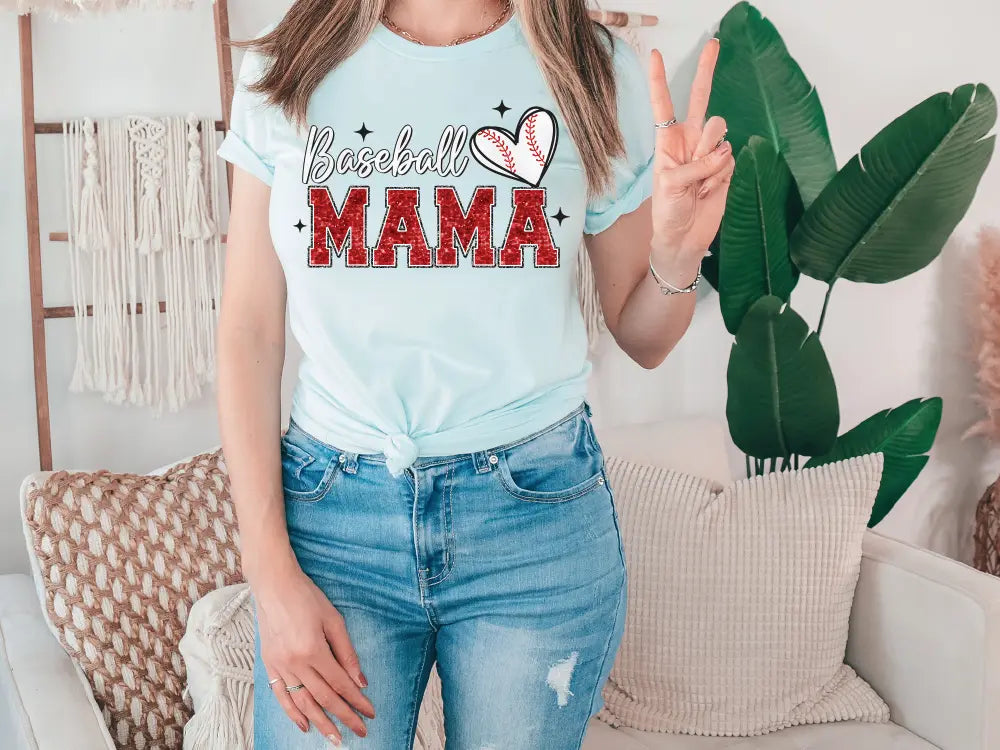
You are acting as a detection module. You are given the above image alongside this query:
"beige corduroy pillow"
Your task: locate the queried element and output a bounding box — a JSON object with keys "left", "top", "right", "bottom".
{"left": 596, "top": 452, "right": 891, "bottom": 736}
{"left": 21, "top": 450, "right": 242, "bottom": 750}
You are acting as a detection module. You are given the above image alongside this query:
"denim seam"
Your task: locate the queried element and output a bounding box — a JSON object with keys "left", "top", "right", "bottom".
{"left": 405, "top": 632, "right": 436, "bottom": 749}
{"left": 583, "top": 411, "right": 602, "bottom": 456}
{"left": 282, "top": 460, "right": 341, "bottom": 503}
{"left": 424, "top": 462, "right": 456, "bottom": 586}
{"left": 576, "top": 568, "right": 626, "bottom": 749}
{"left": 280, "top": 438, "right": 315, "bottom": 477}
{"left": 494, "top": 463, "right": 605, "bottom": 504}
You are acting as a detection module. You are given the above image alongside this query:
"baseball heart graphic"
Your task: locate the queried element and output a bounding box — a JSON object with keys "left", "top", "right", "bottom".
{"left": 471, "top": 106, "right": 558, "bottom": 187}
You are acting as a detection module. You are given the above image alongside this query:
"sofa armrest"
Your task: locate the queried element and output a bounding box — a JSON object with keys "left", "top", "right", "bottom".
{"left": 846, "top": 529, "right": 1000, "bottom": 750}
{"left": 0, "top": 574, "right": 113, "bottom": 750}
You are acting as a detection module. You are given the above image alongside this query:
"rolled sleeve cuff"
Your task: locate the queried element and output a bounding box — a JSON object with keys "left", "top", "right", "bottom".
{"left": 217, "top": 130, "right": 274, "bottom": 187}
{"left": 583, "top": 153, "right": 655, "bottom": 235}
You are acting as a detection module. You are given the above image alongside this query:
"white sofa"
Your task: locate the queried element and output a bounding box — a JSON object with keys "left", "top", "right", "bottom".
{"left": 4, "top": 418, "right": 1000, "bottom": 749}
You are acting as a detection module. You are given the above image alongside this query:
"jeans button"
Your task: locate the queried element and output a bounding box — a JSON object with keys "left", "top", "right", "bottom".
{"left": 488, "top": 454, "right": 498, "bottom": 465}
{"left": 338, "top": 454, "right": 346, "bottom": 463}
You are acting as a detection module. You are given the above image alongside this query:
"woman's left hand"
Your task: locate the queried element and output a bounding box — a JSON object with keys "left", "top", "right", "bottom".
{"left": 647, "top": 39, "right": 735, "bottom": 262}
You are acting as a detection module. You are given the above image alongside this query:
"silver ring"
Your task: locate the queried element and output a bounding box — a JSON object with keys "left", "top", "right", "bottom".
{"left": 654, "top": 118, "right": 679, "bottom": 129}
{"left": 267, "top": 677, "right": 283, "bottom": 686}
{"left": 285, "top": 684, "right": 306, "bottom": 692}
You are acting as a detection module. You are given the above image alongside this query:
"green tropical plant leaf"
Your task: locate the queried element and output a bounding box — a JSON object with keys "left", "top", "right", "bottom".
{"left": 804, "top": 398, "right": 943, "bottom": 527}
{"left": 708, "top": 2, "right": 836, "bottom": 205}
{"left": 719, "top": 137, "right": 803, "bottom": 333}
{"left": 726, "top": 296, "right": 839, "bottom": 459}
{"left": 790, "top": 84, "right": 997, "bottom": 285}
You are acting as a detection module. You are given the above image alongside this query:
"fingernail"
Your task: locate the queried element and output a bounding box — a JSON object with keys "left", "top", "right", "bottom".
{"left": 357, "top": 671, "right": 369, "bottom": 688}
{"left": 717, "top": 140, "right": 731, "bottom": 154}
{"left": 298, "top": 720, "right": 308, "bottom": 733}
{"left": 326, "top": 734, "right": 341, "bottom": 747}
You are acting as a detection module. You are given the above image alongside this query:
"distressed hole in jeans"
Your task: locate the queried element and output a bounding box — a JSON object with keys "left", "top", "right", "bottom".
{"left": 545, "top": 651, "right": 579, "bottom": 707}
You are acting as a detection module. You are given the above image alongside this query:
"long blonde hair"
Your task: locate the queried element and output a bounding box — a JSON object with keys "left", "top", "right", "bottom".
{"left": 233, "top": 0, "right": 625, "bottom": 197}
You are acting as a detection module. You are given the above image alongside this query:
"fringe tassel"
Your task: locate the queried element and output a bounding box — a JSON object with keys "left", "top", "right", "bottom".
{"left": 3, "top": 0, "right": 195, "bottom": 18}
{"left": 181, "top": 113, "right": 217, "bottom": 241}
{"left": 62, "top": 114, "right": 222, "bottom": 415}
{"left": 75, "top": 117, "right": 110, "bottom": 252}
{"left": 130, "top": 116, "right": 166, "bottom": 255}
{"left": 181, "top": 675, "right": 245, "bottom": 750}
{"left": 65, "top": 119, "right": 93, "bottom": 393}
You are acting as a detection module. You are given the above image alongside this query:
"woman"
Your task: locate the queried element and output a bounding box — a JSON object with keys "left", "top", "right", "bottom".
{"left": 216, "top": 0, "right": 733, "bottom": 746}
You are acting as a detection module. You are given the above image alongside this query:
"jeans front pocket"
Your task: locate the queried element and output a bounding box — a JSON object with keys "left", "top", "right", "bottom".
{"left": 494, "top": 407, "right": 606, "bottom": 503}
{"left": 280, "top": 421, "right": 342, "bottom": 503}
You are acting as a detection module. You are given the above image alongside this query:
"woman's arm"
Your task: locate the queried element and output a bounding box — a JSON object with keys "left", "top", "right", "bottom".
{"left": 586, "top": 41, "right": 734, "bottom": 369}
{"left": 216, "top": 167, "right": 374, "bottom": 743}
{"left": 217, "top": 167, "right": 292, "bottom": 590}
{"left": 586, "top": 196, "right": 702, "bottom": 369}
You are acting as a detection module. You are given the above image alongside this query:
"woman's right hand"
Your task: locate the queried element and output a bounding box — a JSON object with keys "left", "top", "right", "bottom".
{"left": 254, "top": 566, "right": 376, "bottom": 742}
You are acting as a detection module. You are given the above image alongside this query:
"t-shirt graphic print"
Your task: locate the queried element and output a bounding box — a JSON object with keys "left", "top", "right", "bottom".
{"left": 303, "top": 104, "right": 562, "bottom": 270}
{"left": 217, "top": 13, "right": 655, "bottom": 476}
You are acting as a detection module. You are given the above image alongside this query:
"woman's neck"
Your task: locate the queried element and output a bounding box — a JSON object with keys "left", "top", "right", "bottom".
{"left": 382, "top": 0, "right": 510, "bottom": 47}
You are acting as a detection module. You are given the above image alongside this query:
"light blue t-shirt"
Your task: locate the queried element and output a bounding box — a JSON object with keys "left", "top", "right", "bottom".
{"left": 217, "top": 12, "right": 654, "bottom": 477}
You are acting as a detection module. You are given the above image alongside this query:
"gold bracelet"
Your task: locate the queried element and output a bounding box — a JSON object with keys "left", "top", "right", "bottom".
{"left": 648, "top": 255, "right": 701, "bottom": 295}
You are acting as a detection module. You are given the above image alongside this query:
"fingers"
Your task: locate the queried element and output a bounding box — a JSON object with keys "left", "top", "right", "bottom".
{"left": 263, "top": 613, "right": 373, "bottom": 742}
{"left": 317, "top": 618, "right": 376, "bottom": 719}
{"left": 265, "top": 667, "right": 311, "bottom": 734}
{"left": 686, "top": 37, "right": 721, "bottom": 129}
{"left": 648, "top": 48, "right": 675, "bottom": 125}
{"left": 299, "top": 666, "right": 369, "bottom": 741}
{"left": 323, "top": 613, "right": 367, "bottom": 690}
{"left": 693, "top": 116, "right": 728, "bottom": 161}
{"left": 697, "top": 153, "right": 736, "bottom": 199}
{"left": 659, "top": 139, "right": 733, "bottom": 191}
{"left": 286, "top": 677, "right": 347, "bottom": 745}
{"left": 649, "top": 48, "right": 683, "bottom": 165}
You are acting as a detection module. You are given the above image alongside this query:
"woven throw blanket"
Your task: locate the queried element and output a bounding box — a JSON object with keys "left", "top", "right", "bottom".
{"left": 22, "top": 449, "right": 242, "bottom": 750}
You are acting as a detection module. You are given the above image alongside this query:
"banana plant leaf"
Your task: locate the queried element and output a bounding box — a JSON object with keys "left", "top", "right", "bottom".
{"left": 719, "top": 136, "right": 803, "bottom": 333}
{"left": 726, "top": 295, "right": 839, "bottom": 459}
{"left": 804, "top": 397, "right": 942, "bottom": 527}
{"left": 790, "top": 84, "right": 997, "bottom": 285}
{"left": 708, "top": 2, "right": 836, "bottom": 206}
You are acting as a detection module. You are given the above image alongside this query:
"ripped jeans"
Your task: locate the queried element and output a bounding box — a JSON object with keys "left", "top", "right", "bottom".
{"left": 253, "top": 400, "right": 628, "bottom": 749}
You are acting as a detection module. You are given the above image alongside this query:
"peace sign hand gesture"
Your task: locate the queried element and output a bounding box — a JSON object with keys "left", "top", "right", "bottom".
{"left": 648, "top": 39, "right": 734, "bottom": 261}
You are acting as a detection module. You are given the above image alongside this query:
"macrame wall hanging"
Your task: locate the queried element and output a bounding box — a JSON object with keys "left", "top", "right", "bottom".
{"left": 1, "top": 0, "right": 193, "bottom": 18}
{"left": 62, "top": 114, "right": 222, "bottom": 415}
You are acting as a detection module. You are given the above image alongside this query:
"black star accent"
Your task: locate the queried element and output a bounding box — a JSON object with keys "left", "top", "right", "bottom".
{"left": 493, "top": 100, "right": 511, "bottom": 117}
{"left": 354, "top": 122, "right": 373, "bottom": 140}
{"left": 551, "top": 208, "right": 569, "bottom": 226}
{"left": 294, "top": 220, "right": 306, "bottom": 232}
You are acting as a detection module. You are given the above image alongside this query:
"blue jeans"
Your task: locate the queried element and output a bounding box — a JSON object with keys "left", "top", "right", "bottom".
{"left": 253, "top": 400, "right": 628, "bottom": 749}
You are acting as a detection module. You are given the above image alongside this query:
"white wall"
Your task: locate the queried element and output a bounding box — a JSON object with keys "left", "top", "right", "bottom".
{"left": 2, "top": 0, "right": 998, "bottom": 574}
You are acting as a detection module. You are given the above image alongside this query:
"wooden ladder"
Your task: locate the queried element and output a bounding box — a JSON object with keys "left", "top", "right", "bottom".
{"left": 17, "top": 0, "right": 235, "bottom": 471}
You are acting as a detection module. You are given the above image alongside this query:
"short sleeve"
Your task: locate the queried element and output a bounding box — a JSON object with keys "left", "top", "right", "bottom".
{"left": 584, "top": 37, "right": 657, "bottom": 235}
{"left": 218, "top": 25, "right": 281, "bottom": 186}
